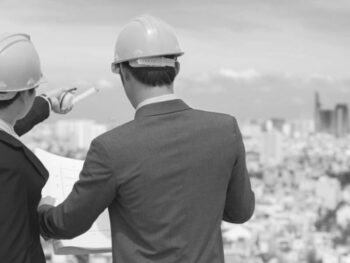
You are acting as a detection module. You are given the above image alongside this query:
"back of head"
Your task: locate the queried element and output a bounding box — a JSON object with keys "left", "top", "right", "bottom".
{"left": 0, "top": 33, "right": 43, "bottom": 108}
{"left": 111, "top": 15, "right": 184, "bottom": 87}
{"left": 120, "top": 56, "right": 178, "bottom": 87}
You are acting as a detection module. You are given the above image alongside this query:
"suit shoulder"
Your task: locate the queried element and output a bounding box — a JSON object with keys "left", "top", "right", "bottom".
{"left": 0, "top": 141, "right": 22, "bottom": 169}
{"left": 190, "top": 109, "right": 238, "bottom": 127}
{"left": 92, "top": 120, "right": 136, "bottom": 145}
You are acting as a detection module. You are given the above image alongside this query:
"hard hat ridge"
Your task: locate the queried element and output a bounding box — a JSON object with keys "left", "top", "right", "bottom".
{"left": 0, "top": 33, "right": 31, "bottom": 53}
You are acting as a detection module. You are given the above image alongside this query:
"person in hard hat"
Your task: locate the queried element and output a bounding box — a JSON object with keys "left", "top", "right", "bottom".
{"left": 0, "top": 33, "right": 73, "bottom": 263}
{"left": 39, "top": 15, "right": 255, "bottom": 263}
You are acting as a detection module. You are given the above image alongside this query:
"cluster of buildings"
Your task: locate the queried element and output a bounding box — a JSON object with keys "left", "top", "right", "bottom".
{"left": 221, "top": 92, "right": 350, "bottom": 262}
{"left": 22, "top": 119, "right": 110, "bottom": 159}
{"left": 222, "top": 131, "right": 350, "bottom": 262}
{"left": 21, "top": 92, "right": 350, "bottom": 263}
{"left": 315, "top": 92, "right": 349, "bottom": 138}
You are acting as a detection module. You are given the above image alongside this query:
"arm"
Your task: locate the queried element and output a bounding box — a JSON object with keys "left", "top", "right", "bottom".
{"left": 14, "top": 88, "right": 75, "bottom": 136}
{"left": 39, "top": 138, "right": 117, "bottom": 239}
{"left": 14, "top": 96, "right": 50, "bottom": 136}
{"left": 223, "top": 118, "right": 255, "bottom": 223}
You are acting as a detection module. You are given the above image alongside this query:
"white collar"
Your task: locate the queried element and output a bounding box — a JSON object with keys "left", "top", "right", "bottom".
{"left": 0, "top": 118, "right": 20, "bottom": 140}
{"left": 136, "top": 94, "right": 178, "bottom": 111}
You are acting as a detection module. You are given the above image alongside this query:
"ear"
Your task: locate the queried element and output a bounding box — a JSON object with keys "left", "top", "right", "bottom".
{"left": 175, "top": 61, "right": 180, "bottom": 76}
{"left": 17, "top": 91, "right": 26, "bottom": 103}
{"left": 120, "top": 64, "right": 131, "bottom": 81}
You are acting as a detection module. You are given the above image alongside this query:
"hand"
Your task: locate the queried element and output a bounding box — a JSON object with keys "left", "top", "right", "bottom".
{"left": 39, "top": 196, "right": 56, "bottom": 207}
{"left": 43, "top": 87, "right": 77, "bottom": 114}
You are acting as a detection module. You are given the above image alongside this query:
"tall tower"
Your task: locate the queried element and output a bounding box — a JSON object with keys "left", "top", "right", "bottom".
{"left": 334, "top": 104, "right": 349, "bottom": 137}
{"left": 314, "top": 92, "right": 321, "bottom": 133}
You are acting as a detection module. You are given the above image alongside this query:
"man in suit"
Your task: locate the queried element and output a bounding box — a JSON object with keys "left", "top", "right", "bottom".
{"left": 39, "top": 15, "right": 255, "bottom": 263}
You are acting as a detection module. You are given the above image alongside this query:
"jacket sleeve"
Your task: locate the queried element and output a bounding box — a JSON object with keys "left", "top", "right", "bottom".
{"left": 14, "top": 96, "right": 50, "bottom": 136}
{"left": 223, "top": 118, "right": 255, "bottom": 223}
{"left": 39, "top": 138, "right": 117, "bottom": 239}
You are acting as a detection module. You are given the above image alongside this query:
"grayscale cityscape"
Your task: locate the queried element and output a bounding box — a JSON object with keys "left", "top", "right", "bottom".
{"left": 20, "top": 92, "right": 350, "bottom": 263}
{"left": 1, "top": 0, "right": 350, "bottom": 263}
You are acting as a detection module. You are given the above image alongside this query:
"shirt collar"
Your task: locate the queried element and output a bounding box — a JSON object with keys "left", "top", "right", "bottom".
{"left": 0, "top": 118, "right": 20, "bottom": 140}
{"left": 136, "top": 94, "right": 178, "bottom": 111}
{"left": 134, "top": 99, "right": 191, "bottom": 120}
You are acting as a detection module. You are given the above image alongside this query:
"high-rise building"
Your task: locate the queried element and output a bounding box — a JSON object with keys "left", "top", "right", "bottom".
{"left": 315, "top": 92, "right": 334, "bottom": 134}
{"left": 319, "top": 109, "right": 334, "bottom": 134}
{"left": 314, "top": 92, "right": 349, "bottom": 137}
{"left": 334, "top": 104, "right": 349, "bottom": 138}
{"left": 314, "top": 92, "right": 321, "bottom": 132}
{"left": 291, "top": 119, "right": 314, "bottom": 137}
{"left": 266, "top": 118, "right": 286, "bottom": 133}
{"left": 260, "top": 130, "right": 284, "bottom": 165}
{"left": 55, "top": 119, "right": 107, "bottom": 149}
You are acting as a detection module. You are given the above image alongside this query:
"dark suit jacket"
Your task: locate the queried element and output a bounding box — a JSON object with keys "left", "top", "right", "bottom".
{"left": 39, "top": 100, "right": 255, "bottom": 263}
{"left": 0, "top": 97, "right": 50, "bottom": 263}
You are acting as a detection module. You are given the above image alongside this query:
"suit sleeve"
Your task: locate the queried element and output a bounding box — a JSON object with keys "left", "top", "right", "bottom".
{"left": 39, "top": 138, "right": 117, "bottom": 239}
{"left": 14, "top": 96, "right": 50, "bottom": 136}
{"left": 223, "top": 118, "right": 255, "bottom": 223}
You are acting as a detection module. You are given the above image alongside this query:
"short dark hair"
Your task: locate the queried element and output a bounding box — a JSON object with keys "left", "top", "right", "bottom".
{"left": 121, "top": 59, "right": 178, "bottom": 87}
{"left": 0, "top": 89, "right": 35, "bottom": 110}
{"left": 0, "top": 92, "right": 21, "bottom": 110}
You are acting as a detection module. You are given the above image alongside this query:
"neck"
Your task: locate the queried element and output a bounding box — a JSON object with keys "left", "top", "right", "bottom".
{"left": 133, "top": 84, "right": 174, "bottom": 108}
{"left": 0, "top": 114, "right": 16, "bottom": 126}
{"left": 0, "top": 104, "right": 22, "bottom": 127}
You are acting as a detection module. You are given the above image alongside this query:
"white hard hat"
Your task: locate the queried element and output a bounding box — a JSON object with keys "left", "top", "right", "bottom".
{"left": 0, "top": 33, "right": 43, "bottom": 100}
{"left": 111, "top": 15, "right": 184, "bottom": 74}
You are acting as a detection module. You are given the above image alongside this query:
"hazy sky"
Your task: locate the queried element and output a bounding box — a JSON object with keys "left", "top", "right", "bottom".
{"left": 1, "top": 0, "right": 349, "bottom": 123}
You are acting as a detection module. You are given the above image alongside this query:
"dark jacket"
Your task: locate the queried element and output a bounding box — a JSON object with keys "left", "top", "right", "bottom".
{"left": 39, "top": 99, "right": 255, "bottom": 263}
{"left": 0, "top": 97, "right": 50, "bottom": 263}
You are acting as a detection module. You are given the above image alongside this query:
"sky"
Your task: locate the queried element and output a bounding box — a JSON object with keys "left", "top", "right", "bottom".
{"left": 0, "top": 0, "right": 349, "bottom": 123}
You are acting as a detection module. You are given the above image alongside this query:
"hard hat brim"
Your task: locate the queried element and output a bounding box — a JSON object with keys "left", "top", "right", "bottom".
{"left": 0, "top": 92, "right": 17, "bottom": 101}
{"left": 0, "top": 77, "right": 43, "bottom": 101}
{"left": 0, "top": 77, "right": 46, "bottom": 93}
{"left": 112, "top": 52, "right": 184, "bottom": 67}
{"left": 111, "top": 52, "right": 184, "bottom": 74}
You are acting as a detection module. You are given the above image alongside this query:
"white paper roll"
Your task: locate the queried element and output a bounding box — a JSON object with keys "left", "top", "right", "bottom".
{"left": 72, "top": 86, "right": 100, "bottom": 104}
